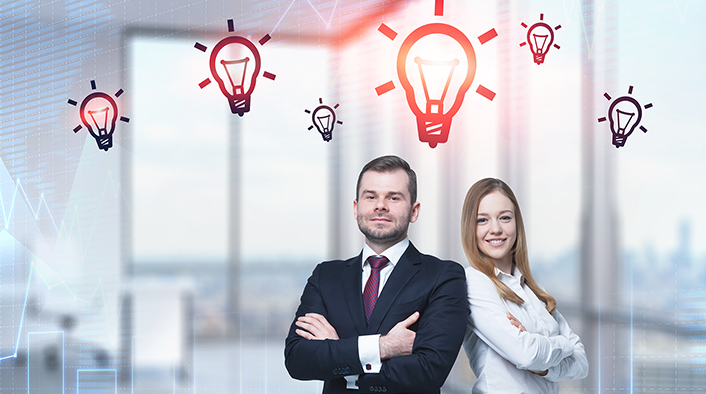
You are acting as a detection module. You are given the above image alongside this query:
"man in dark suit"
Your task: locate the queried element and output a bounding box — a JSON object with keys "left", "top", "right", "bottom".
{"left": 285, "top": 155, "right": 468, "bottom": 393}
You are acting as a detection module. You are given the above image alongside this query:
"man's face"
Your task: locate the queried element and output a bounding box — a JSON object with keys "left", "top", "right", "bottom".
{"left": 354, "top": 169, "right": 420, "bottom": 251}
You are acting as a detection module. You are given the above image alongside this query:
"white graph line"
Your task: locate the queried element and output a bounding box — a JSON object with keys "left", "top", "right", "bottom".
{"left": 576, "top": 0, "right": 609, "bottom": 58}
{"left": 270, "top": 0, "right": 297, "bottom": 35}
{"left": 305, "top": 0, "right": 339, "bottom": 28}
{"left": 27, "top": 331, "right": 65, "bottom": 394}
{"left": 0, "top": 265, "right": 33, "bottom": 361}
{"left": 562, "top": 0, "right": 689, "bottom": 55}
{"left": 0, "top": 171, "right": 130, "bottom": 261}
{"left": 567, "top": 0, "right": 687, "bottom": 57}
{"left": 562, "top": 0, "right": 577, "bottom": 24}
{"left": 269, "top": 0, "right": 340, "bottom": 35}
{"left": 673, "top": 0, "right": 689, "bottom": 23}
{"left": 0, "top": 262, "right": 130, "bottom": 362}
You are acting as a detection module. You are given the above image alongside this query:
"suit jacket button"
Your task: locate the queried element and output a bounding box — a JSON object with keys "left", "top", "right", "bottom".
{"left": 345, "top": 367, "right": 350, "bottom": 373}
{"left": 365, "top": 363, "right": 371, "bottom": 370}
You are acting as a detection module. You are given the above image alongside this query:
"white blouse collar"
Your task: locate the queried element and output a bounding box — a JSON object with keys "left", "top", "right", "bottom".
{"left": 494, "top": 264, "right": 526, "bottom": 286}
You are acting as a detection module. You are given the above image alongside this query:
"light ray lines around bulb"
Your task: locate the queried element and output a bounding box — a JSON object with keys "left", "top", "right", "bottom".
{"left": 520, "top": 14, "right": 562, "bottom": 65}
{"left": 435, "top": 0, "right": 443, "bottom": 16}
{"left": 195, "top": 19, "right": 276, "bottom": 115}
{"left": 375, "top": 23, "right": 497, "bottom": 101}
{"left": 375, "top": 18, "right": 497, "bottom": 148}
{"left": 69, "top": 80, "right": 130, "bottom": 152}
{"left": 1, "top": 262, "right": 129, "bottom": 362}
{"left": 305, "top": 98, "right": 343, "bottom": 142}
{"left": 597, "top": 85, "right": 653, "bottom": 148}
{"left": 0, "top": 171, "right": 130, "bottom": 261}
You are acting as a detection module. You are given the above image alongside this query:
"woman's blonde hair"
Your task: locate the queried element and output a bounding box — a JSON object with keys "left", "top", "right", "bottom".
{"left": 461, "top": 178, "right": 556, "bottom": 314}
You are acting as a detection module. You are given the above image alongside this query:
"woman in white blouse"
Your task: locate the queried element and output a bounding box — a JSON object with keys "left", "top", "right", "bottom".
{"left": 461, "top": 178, "right": 588, "bottom": 393}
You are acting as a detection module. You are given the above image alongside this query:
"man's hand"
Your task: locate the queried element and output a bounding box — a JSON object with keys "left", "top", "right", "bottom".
{"left": 295, "top": 313, "right": 339, "bottom": 340}
{"left": 379, "top": 311, "right": 419, "bottom": 360}
{"left": 507, "top": 312, "right": 526, "bottom": 332}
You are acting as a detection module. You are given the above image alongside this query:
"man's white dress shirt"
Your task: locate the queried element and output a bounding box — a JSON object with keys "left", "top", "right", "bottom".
{"left": 344, "top": 238, "right": 410, "bottom": 389}
{"left": 463, "top": 265, "right": 588, "bottom": 394}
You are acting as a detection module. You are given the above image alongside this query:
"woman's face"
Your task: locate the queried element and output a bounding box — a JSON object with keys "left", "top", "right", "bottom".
{"left": 475, "top": 191, "right": 517, "bottom": 271}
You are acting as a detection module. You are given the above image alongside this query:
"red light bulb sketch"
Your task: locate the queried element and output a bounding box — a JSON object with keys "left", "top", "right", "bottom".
{"left": 68, "top": 80, "right": 129, "bottom": 152}
{"left": 375, "top": 3, "right": 497, "bottom": 149}
{"left": 195, "top": 19, "right": 276, "bottom": 116}
{"left": 520, "top": 14, "right": 562, "bottom": 65}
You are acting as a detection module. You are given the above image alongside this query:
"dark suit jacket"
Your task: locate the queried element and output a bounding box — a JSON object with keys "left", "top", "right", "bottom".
{"left": 285, "top": 243, "right": 468, "bottom": 394}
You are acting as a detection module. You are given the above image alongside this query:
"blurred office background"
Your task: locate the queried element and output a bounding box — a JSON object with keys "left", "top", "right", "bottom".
{"left": 0, "top": 0, "right": 703, "bottom": 393}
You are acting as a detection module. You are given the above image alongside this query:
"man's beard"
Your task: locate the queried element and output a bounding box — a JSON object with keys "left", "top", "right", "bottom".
{"left": 357, "top": 212, "right": 412, "bottom": 244}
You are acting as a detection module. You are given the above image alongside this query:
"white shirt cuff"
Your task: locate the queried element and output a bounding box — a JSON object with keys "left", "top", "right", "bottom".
{"left": 358, "top": 334, "right": 382, "bottom": 373}
{"left": 344, "top": 375, "right": 359, "bottom": 389}
{"left": 543, "top": 364, "right": 561, "bottom": 381}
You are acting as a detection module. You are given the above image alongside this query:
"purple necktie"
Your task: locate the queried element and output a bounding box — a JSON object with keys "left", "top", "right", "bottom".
{"left": 363, "top": 256, "right": 389, "bottom": 323}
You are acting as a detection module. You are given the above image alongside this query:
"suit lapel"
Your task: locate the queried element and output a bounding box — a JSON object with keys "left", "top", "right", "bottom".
{"left": 341, "top": 254, "right": 367, "bottom": 335}
{"left": 366, "top": 244, "right": 422, "bottom": 333}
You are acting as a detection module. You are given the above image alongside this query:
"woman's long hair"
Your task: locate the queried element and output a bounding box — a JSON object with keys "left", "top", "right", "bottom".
{"left": 461, "top": 178, "right": 556, "bottom": 314}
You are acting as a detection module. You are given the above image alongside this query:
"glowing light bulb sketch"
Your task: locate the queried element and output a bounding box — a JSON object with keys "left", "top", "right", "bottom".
{"left": 597, "top": 86, "right": 653, "bottom": 148}
{"left": 375, "top": 12, "right": 497, "bottom": 148}
{"left": 68, "top": 80, "right": 130, "bottom": 152}
{"left": 211, "top": 37, "right": 259, "bottom": 116}
{"left": 397, "top": 24, "right": 475, "bottom": 148}
{"left": 520, "top": 14, "right": 561, "bottom": 65}
{"left": 195, "top": 19, "right": 276, "bottom": 116}
{"left": 305, "top": 98, "right": 343, "bottom": 142}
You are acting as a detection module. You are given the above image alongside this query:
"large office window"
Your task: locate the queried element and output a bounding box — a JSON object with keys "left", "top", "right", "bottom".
{"left": 613, "top": 2, "right": 706, "bottom": 389}
{"left": 128, "top": 31, "right": 330, "bottom": 393}
{"left": 128, "top": 33, "right": 330, "bottom": 333}
{"left": 128, "top": 34, "right": 231, "bottom": 341}
{"left": 130, "top": 36, "right": 230, "bottom": 268}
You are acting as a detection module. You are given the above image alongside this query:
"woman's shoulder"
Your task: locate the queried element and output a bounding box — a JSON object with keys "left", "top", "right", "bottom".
{"left": 464, "top": 265, "right": 497, "bottom": 288}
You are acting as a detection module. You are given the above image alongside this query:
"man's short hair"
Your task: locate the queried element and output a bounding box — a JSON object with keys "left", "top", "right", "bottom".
{"left": 356, "top": 155, "right": 417, "bottom": 203}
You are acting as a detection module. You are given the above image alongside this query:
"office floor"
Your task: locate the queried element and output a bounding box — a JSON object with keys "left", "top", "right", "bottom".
{"left": 130, "top": 340, "right": 479, "bottom": 394}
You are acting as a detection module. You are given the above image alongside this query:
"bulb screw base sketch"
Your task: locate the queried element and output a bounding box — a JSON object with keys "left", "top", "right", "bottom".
{"left": 229, "top": 96, "right": 251, "bottom": 116}
{"left": 533, "top": 53, "right": 546, "bottom": 65}
{"left": 97, "top": 135, "right": 113, "bottom": 151}
{"left": 611, "top": 134, "right": 626, "bottom": 148}
{"left": 417, "top": 116, "right": 451, "bottom": 149}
